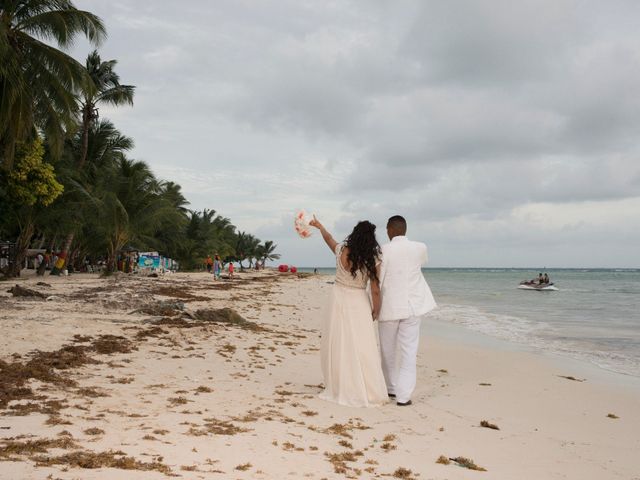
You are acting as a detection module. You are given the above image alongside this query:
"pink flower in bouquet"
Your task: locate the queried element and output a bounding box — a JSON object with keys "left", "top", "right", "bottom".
{"left": 294, "top": 210, "right": 312, "bottom": 239}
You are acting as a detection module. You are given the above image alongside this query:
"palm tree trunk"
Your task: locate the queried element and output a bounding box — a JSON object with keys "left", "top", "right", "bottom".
{"left": 50, "top": 232, "right": 74, "bottom": 275}
{"left": 48, "top": 235, "right": 57, "bottom": 252}
{"left": 9, "top": 220, "right": 35, "bottom": 277}
{"left": 78, "top": 104, "right": 92, "bottom": 170}
{"left": 52, "top": 107, "right": 91, "bottom": 276}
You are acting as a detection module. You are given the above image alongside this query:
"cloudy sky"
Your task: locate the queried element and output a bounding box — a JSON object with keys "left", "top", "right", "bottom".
{"left": 72, "top": 0, "right": 640, "bottom": 268}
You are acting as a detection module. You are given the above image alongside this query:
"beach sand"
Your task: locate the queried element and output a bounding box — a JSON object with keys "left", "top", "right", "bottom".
{"left": 1, "top": 270, "right": 639, "bottom": 479}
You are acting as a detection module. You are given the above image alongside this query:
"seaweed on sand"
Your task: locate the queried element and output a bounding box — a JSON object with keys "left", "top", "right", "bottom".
{"left": 193, "top": 308, "right": 265, "bottom": 331}
{"left": 131, "top": 300, "right": 185, "bottom": 317}
{"left": 392, "top": 467, "right": 416, "bottom": 479}
{"left": 450, "top": 456, "right": 487, "bottom": 471}
{"left": 7, "top": 285, "right": 47, "bottom": 298}
{"left": 322, "top": 419, "right": 370, "bottom": 439}
{"left": 135, "top": 326, "right": 168, "bottom": 340}
{"left": 33, "top": 449, "right": 172, "bottom": 474}
{"left": 0, "top": 347, "right": 92, "bottom": 408}
{"left": 187, "top": 417, "right": 248, "bottom": 436}
{"left": 91, "top": 335, "right": 134, "bottom": 355}
{"left": 1, "top": 335, "right": 132, "bottom": 411}
{"left": 324, "top": 451, "right": 359, "bottom": 474}
{"left": 0, "top": 437, "right": 77, "bottom": 459}
{"left": 8, "top": 399, "right": 67, "bottom": 416}
{"left": 29, "top": 345, "right": 97, "bottom": 371}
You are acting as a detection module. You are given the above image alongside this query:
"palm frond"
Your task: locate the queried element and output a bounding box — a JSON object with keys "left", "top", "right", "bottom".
{"left": 17, "top": 8, "right": 106, "bottom": 48}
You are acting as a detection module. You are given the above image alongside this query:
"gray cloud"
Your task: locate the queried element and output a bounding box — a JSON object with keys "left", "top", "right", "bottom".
{"left": 71, "top": 0, "right": 640, "bottom": 267}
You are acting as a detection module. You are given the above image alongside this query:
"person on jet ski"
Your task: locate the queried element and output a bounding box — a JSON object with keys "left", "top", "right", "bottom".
{"left": 544, "top": 273, "right": 550, "bottom": 284}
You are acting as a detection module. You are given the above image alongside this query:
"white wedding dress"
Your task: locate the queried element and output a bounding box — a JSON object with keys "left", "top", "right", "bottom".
{"left": 319, "top": 244, "right": 388, "bottom": 407}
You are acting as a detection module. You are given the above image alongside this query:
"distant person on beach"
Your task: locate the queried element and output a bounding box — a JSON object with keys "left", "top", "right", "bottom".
{"left": 35, "top": 253, "right": 43, "bottom": 271}
{"left": 213, "top": 255, "right": 222, "bottom": 280}
{"left": 228, "top": 262, "right": 235, "bottom": 279}
{"left": 205, "top": 255, "right": 213, "bottom": 273}
{"left": 37, "top": 252, "right": 48, "bottom": 276}
{"left": 378, "top": 215, "right": 437, "bottom": 406}
{"left": 309, "top": 215, "right": 388, "bottom": 407}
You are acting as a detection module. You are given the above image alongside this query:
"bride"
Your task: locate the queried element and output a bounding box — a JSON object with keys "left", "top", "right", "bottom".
{"left": 309, "top": 216, "right": 388, "bottom": 407}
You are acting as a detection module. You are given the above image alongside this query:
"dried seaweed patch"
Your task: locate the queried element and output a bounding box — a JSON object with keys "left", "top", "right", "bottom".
{"left": 450, "top": 456, "right": 487, "bottom": 471}
{"left": 0, "top": 437, "right": 77, "bottom": 458}
{"left": 33, "top": 449, "right": 172, "bottom": 474}
{"left": 393, "top": 467, "right": 416, "bottom": 479}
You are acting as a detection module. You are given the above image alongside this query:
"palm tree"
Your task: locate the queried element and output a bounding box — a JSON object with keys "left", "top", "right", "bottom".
{"left": 235, "top": 232, "right": 261, "bottom": 269}
{"left": 0, "top": 0, "right": 105, "bottom": 169}
{"left": 257, "top": 240, "right": 280, "bottom": 267}
{"left": 78, "top": 50, "right": 134, "bottom": 169}
{"left": 147, "top": 181, "right": 189, "bottom": 260}
{"left": 49, "top": 118, "right": 134, "bottom": 274}
{"left": 85, "top": 157, "right": 184, "bottom": 271}
{"left": 52, "top": 51, "right": 135, "bottom": 274}
{"left": 85, "top": 119, "right": 134, "bottom": 169}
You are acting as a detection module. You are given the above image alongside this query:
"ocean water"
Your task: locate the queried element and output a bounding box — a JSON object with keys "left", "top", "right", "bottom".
{"left": 303, "top": 268, "right": 640, "bottom": 378}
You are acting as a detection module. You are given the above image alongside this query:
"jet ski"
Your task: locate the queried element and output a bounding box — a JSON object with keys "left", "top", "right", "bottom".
{"left": 518, "top": 281, "right": 558, "bottom": 291}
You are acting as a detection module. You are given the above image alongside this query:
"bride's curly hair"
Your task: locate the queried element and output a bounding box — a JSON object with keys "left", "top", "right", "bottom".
{"left": 344, "top": 221, "right": 381, "bottom": 282}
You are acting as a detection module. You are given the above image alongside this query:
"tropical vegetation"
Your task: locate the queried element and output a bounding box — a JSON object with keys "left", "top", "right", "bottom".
{"left": 0, "top": 0, "right": 278, "bottom": 277}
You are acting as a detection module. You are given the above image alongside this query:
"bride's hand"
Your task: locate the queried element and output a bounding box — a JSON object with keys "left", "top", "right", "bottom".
{"left": 309, "top": 215, "right": 323, "bottom": 230}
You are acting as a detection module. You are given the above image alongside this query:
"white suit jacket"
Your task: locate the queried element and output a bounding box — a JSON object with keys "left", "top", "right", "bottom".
{"left": 378, "top": 236, "right": 437, "bottom": 321}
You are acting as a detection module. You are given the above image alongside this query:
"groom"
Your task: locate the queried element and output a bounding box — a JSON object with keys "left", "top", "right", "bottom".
{"left": 378, "top": 215, "right": 437, "bottom": 406}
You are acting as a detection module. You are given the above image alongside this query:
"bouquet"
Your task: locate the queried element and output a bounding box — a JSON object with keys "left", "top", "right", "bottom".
{"left": 294, "top": 210, "right": 313, "bottom": 238}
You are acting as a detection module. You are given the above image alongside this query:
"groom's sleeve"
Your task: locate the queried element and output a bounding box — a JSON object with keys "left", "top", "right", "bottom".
{"left": 378, "top": 246, "right": 387, "bottom": 287}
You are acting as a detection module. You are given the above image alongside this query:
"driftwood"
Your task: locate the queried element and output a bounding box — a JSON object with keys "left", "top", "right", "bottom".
{"left": 7, "top": 285, "right": 47, "bottom": 299}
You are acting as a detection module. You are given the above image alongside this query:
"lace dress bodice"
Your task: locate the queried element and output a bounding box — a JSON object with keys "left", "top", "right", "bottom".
{"left": 334, "top": 244, "right": 369, "bottom": 289}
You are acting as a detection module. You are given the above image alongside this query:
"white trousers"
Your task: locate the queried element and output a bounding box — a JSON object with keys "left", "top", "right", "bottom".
{"left": 378, "top": 315, "right": 422, "bottom": 403}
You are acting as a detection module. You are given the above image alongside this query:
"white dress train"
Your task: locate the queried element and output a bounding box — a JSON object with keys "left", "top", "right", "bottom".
{"left": 319, "top": 244, "right": 388, "bottom": 407}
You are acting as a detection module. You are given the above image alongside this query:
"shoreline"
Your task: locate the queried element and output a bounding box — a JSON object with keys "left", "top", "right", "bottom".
{"left": 425, "top": 316, "right": 640, "bottom": 393}
{"left": 1, "top": 271, "right": 639, "bottom": 479}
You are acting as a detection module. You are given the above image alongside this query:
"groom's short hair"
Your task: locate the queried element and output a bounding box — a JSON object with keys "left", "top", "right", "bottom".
{"left": 387, "top": 215, "right": 407, "bottom": 234}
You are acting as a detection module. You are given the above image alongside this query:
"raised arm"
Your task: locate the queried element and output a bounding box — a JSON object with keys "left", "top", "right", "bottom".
{"left": 309, "top": 215, "right": 338, "bottom": 253}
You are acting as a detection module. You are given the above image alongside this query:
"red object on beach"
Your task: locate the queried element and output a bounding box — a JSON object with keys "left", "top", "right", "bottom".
{"left": 290, "top": 266, "right": 297, "bottom": 273}
{"left": 278, "top": 264, "right": 289, "bottom": 272}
